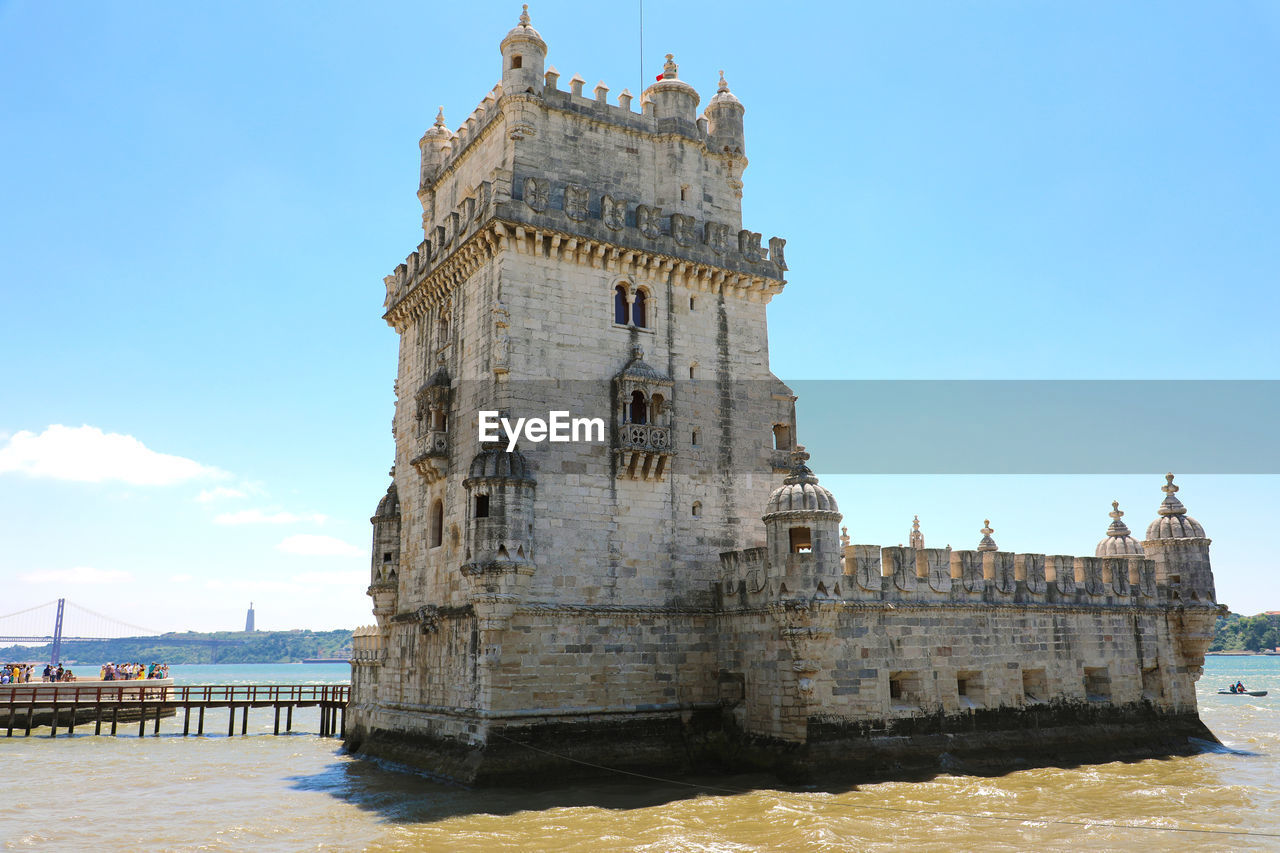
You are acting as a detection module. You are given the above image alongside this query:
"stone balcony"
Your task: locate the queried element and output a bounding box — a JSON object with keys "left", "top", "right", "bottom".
{"left": 410, "top": 429, "right": 449, "bottom": 483}
{"left": 616, "top": 424, "right": 673, "bottom": 481}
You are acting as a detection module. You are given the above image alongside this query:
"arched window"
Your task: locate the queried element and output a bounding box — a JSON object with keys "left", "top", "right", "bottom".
{"left": 629, "top": 390, "right": 648, "bottom": 425}
{"left": 650, "top": 393, "right": 665, "bottom": 420}
{"left": 511, "top": 54, "right": 523, "bottom": 69}
{"left": 773, "top": 424, "right": 792, "bottom": 451}
{"left": 437, "top": 312, "right": 450, "bottom": 344}
{"left": 692, "top": 501, "right": 702, "bottom": 518}
{"left": 689, "top": 364, "right": 697, "bottom": 380}
{"left": 789, "top": 526, "right": 812, "bottom": 554}
{"left": 431, "top": 408, "right": 447, "bottom": 432}
{"left": 633, "top": 290, "right": 648, "bottom": 328}
{"left": 429, "top": 499, "right": 444, "bottom": 548}
{"left": 614, "top": 285, "right": 629, "bottom": 325}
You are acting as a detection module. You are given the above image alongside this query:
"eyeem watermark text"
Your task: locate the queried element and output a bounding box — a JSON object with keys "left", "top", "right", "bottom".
{"left": 478, "top": 411, "right": 605, "bottom": 451}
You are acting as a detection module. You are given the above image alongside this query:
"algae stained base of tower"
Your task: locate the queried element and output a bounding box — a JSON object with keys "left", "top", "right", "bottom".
{"left": 345, "top": 8, "right": 1223, "bottom": 785}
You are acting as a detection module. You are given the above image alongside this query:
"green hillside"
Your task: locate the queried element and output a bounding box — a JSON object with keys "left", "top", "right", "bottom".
{"left": 0, "top": 629, "right": 353, "bottom": 665}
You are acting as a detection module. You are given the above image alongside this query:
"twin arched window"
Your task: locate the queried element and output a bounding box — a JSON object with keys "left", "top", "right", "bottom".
{"left": 613, "top": 284, "right": 650, "bottom": 329}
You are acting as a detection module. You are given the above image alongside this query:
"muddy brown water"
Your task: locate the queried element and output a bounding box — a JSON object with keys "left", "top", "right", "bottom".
{"left": 3, "top": 658, "right": 1278, "bottom": 852}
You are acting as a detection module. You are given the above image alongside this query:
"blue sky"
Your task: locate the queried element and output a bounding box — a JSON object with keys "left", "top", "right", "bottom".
{"left": 1, "top": 1, "right": 1276, "bottom": 633}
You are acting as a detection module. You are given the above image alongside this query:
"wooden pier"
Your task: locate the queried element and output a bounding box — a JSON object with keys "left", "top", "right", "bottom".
{"left": 0, "top": 683, "right": 348, "bottom": 738}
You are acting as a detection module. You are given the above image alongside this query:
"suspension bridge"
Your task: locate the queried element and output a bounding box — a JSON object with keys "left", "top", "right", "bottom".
{"left": 0, "top": 599, "right": 240, "bottom": 664}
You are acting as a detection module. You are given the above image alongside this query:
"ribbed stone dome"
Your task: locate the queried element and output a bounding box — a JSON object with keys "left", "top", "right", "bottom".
{"left": 707, "top": 71, "right": 741, "bottom": 108}
{"left": 1144, "top": 473, "right": 1206, "bottom": 540}
{"left": 501, "top": 6, "right": 545, "bottom": 50}
{"left": 764, "top": 448, "right": 839, "bottom": 516}
{"left": 467, "top": 445, "right": 534, "bottom": 482}
{"left": 616, "top": 345, "right": 671, "bottom": 383}
{"left": 1096, "top": 501, "right": 1144, "bottom": 557}
{"left": 373, "top": 483, "right": 399, "bottom": 520}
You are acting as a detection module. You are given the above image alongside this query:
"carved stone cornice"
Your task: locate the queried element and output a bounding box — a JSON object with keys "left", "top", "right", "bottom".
{"left": 384, "top": 216, "right": 785, "bottom": 333}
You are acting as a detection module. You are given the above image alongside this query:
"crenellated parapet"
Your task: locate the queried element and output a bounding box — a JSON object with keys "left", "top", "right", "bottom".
{"left": 721, "top": 541, "right": 1164, "bottom": 611}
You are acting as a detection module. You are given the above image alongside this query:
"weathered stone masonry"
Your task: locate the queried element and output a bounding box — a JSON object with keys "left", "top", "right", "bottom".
{"left": 346, "top": 8, "right": 1222, "bottom": 784}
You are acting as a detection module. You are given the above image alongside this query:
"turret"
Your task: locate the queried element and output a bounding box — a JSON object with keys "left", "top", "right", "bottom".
{"left": 368, "top": 479, "right": 401, "bottom": 628}
{"left": 763, "top": 447, "right": 843, "bottom": 597}
{"left": 641, "top": 54, "right": 699, "bottom": 124}
{"left": 419, "top": 107, "right": 453, "bottom": 189}
{"left": 1142, "top": 473, "right": 1215, "bottom": 603}
{"left": 500, "top": 5, "right": 546, "bottom": 96}
{"left": 909, "top": 515, "right": 924, "bottom": 550}
{"left": 1096, "top": 500, "right": 1144, "bottom": 559}
{"left": 976, "top": 519, "right": 998, "bottom": 552}
{"left": 704, "top": 70, "right": 745, "bottom": 155}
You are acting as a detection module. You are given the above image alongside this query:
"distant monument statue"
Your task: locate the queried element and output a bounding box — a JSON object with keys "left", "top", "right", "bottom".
{"left": 244, "top": 602, "right": 255, "bottom": 633}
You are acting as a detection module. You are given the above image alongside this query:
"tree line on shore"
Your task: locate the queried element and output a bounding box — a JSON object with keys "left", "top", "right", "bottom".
{"left": 1210, "top": 613, "right": 1280, "bottom": 653}
{"left": 0, "top": 629, "right": 354, "bottom": 665}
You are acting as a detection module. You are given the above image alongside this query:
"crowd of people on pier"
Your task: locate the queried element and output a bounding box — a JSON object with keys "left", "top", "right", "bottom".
{"left": 0, "top": 661, "right": 170, "bottom": 683}
{"left": 100, "top": 662, "right": 169, "bottom": 680}
{"left": 1, "top": 663, "right": 34, "bottom": 683}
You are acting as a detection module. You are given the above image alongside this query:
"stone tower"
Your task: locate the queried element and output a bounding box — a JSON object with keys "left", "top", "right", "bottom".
{"left": 348, "top": 9, "right": 1222, "bottom": 786}
{"left": 348, "top": 7, "right": 794, "bottom": 779}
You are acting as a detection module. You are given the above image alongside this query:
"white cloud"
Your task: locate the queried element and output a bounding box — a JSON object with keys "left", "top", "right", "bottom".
{"left": 21, "top": 566, "right": 133, "bottom": 584}
{"left": 292, "top": 571, "right": 367, "bottom": 586}
{"left": 214, "top": 509, "right": 328, "bottom": 526}
{"left": 196, "top": 486, "right": 247, "bottom": 503}
{"left": 172, "top": 573, "right": 193, "bottom": 583}
{"left": 0, "top": 425, "right": 226, "bottom": 486}
{"left": 276, "top": 534, "right": 363, "bottom": 557}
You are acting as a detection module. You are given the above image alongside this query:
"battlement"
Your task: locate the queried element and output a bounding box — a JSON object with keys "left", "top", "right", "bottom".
{"left": 718, "top": 542, "right": 1180, "bottom": 611}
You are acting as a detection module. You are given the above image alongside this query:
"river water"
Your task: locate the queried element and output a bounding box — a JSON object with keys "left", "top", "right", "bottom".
{"left": 3, "top": 657, "right": 1280, "bottom": 852}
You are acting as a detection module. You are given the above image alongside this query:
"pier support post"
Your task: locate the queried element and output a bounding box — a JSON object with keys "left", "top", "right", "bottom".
{"left": 228, "top": 706, "right": 235, "bottom": 737}
{"left": 241, "top": 705, "right": 248, "bottom": 736}
{"left": 111, "top": 705, "right": 118, "bottom": 736}
{"left": 197, "top": 706, "right": 205, "bottom": 736}
{"left": 286, "top": 705, "right": 292, "bottom": 732}
{"left": 7, "top": 700, "right": 14, "bottom": 737}
{"left": 340, "top": 705, "right": 346, "bottom": 738}
{"left": 95, "top": 710, "right": 102, "bottom": 736}
{"left": 138, "top": 705, "right": 146, "bottom": 737}
{"left": 273, "top": 705, "right": 280, "bottom": 735}
{"left": 50, "top": 704, "right": 58, "bottom": 737}
{"left": 154, "top": 706, "right": 161, "bottom": 736}
{"left": 26, "top": 698, "right": 35, "bottom": 736}
{"left": 183, "top": 706, "right": 191, "bottom": 736}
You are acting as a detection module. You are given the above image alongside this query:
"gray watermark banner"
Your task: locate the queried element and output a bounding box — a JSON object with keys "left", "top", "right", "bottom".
{"left": 791, "top": 380, "right": 1278, "bottom": 474}
{"left": 428, "top": 379, "right": 1278, "bottom": 474}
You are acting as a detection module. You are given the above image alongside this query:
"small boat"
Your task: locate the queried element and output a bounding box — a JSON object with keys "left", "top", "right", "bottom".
{"left": 1218, "top": 688, "right": 1268, "bottom": 696}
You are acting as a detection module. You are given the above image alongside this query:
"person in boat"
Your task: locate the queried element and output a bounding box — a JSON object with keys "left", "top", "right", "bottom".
{"left": 1237, "top": 681, "right": 1246, "bottom": 693}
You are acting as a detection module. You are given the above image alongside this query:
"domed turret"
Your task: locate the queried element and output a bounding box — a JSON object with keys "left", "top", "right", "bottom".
{"left": 1096, "top": 501, "right": 1144, "bottom": 558}
{"left": 463, "top": 441, "right": 536, "bottom": 579}
{"left": 500, "top": 5, "right": 547, "bottom": 95}
{"left": 642, "top": 54, "right": 699, "bottom": 123}
{"left": 763, "top": 447, "right": 843, "bottom": 597}
{"left": 419, "top": 107, "right": 454, "bottom": 187}
{"left": 764, "top": 449, "right": 839, "bottom": 517}
{"left": 1145, "top": 473, "right": 1207, "bottom": 540}
{"left": 705, "top": 70, "right": 745, "bottom": 156}
{"left": 976, "top": 520, "right": 998, "bottom": 552}
{"left": 1141, "top": 473, "right": 1215, "bottom": 603}
{"left": 368, "top": 479, "right": 401, "bottom": 628}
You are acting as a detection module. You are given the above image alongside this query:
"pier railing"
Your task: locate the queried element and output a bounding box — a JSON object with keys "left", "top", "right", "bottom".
{"left": 1, "top": 683, "right": 349, "bottom": 738}
{"left": 0, "top": 683, "right": 348, "bottom": 705}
